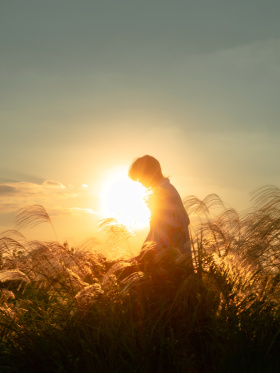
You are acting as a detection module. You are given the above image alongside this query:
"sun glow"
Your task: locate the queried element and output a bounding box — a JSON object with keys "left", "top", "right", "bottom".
{"left": 100, "top": 167, "right": 150, "bottom": 230}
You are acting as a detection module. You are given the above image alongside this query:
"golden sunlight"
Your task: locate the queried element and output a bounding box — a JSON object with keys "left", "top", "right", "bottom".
{"left": 99, "top": 167, "right": 150, "bottom": 230}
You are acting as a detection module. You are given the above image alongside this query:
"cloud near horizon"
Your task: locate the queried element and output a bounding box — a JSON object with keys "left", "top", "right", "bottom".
{"left": 0, "top": 180, "right": 98, "bottom": 220}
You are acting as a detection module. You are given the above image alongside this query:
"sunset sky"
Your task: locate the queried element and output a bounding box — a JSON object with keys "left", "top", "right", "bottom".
{"left": 1, "top": 1, "right": 280, "bottom": 245}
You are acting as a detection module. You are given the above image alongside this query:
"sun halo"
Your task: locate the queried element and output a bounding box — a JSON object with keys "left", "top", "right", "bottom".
{"left": 99, "top": 167, "right": 150, "bottom": 230}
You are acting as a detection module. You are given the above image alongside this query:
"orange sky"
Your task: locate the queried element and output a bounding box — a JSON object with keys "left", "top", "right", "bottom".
{"left": 1, "top": 1, "right": 280, "bottom": 250}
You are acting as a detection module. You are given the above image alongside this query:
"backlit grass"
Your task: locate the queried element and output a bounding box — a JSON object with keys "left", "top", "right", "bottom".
{"left": 0, "top": 186, "right": 280, "bottom": 372}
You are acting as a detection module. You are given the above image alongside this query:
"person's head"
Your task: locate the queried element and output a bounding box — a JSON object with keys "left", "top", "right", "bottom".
{"left": 128, "top": 155, "right": 164, "bottom": 188}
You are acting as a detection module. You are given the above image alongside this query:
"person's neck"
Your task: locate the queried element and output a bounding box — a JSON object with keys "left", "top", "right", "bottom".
{"left": 151, "top": 176, "right": 165, "bottom": 188}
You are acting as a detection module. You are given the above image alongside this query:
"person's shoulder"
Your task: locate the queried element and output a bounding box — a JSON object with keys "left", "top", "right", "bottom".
{"left": 157, "top": 179, "right": 181, "bottom": 200}
{"left": 161, "top": 179, "right": 178, "bottom": 193}
{"left": 156, "top": 178, "right": 172, "bottom": 193}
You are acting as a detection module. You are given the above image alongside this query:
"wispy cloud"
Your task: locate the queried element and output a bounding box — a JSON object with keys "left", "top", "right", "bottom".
{"left": 0, "top": 185, "right": 17, "bottom": 195}
{"left": 42, "top": 180, "right": 66, "bottom": 188}
{"left": 0, "top": 180, "right": 97, "bottom": 221}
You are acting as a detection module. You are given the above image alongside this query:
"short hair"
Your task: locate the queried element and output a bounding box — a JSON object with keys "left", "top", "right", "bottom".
{"left": 128, "top": 155, "right": 163, "bottom": 182}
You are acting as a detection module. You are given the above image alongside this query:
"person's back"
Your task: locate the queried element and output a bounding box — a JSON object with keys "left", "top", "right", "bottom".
{"left": 128, "top": 155, "right": 192, "bottom": 258}
{"left": 146, "top": 177, "right": 191, "bottom": 256}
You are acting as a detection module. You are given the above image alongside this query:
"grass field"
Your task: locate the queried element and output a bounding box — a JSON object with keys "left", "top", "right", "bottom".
{"left": 0, "top": 186, "right": 280, "bottom": 372}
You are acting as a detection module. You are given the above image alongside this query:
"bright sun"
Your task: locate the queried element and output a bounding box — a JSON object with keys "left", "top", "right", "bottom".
{"left": 100, "top": 167, "right": 150, "bottom": 230}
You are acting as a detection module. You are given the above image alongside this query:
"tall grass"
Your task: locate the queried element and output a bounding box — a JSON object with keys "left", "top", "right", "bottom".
{"left": 0, "top": 187, "right": 280, "bottom": 372}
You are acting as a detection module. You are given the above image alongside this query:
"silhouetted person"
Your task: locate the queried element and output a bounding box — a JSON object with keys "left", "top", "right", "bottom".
{"left": 129, "top": 155, "right": 193, "bottom": 269}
